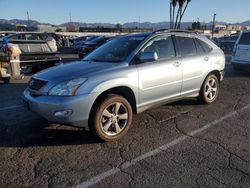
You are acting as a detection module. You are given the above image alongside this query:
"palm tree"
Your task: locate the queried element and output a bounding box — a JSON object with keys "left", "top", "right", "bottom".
{"left": 170, "top": 0, "right": 178, "bottom": 29}
{"left": 170, "top": 0, "right": 191, "bottom": 29}
{"left": 178, "top": 0, "right": 191, "bottom": 28}
{"left": 173, "top": 0, "right": 186, "bottom": 28}
{"left": 173, "top": 0, "right": 180, "bottom": 29}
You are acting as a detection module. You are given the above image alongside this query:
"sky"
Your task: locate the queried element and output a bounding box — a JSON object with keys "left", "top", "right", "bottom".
{"left": 0, "top": 0, "right": 250, "bottom": 24}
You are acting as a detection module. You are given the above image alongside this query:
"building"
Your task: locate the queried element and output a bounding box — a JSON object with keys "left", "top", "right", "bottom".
{"left": 16, "top": 24, "right": 29, "bottom": 31}
{"left": 67, "top": 24, "right": 78, "bottom": 32}
{"left": 244, "top": 26, "right": 250, "bottom": 30}
{"left": 226, "top": 24, "right": 242, "bottom": 31}
{"left": 36, "top": 24, "right": 57, "bottom": 32}
{"left": 215, "top": 24, "right": 227, "bottom": 30}
{"left": 79, "top": 27, "right": 152, "bottom": 33}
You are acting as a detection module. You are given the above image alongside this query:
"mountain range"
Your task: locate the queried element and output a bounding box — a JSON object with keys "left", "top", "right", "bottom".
{"left": 1, "top": 19, "right": 250, "bottom": 30}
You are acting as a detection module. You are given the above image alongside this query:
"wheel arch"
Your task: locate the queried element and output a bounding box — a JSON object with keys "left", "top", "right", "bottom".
{"left": 90, "top": 86, "right": 138, "bottom": 117}
{"left": 207, "top": 70, "right": 221, "bottom": 83}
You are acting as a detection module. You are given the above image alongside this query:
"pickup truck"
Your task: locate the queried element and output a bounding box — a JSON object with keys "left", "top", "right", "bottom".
{"left": 1, "top": 40, "right": 61, "bottom": 74}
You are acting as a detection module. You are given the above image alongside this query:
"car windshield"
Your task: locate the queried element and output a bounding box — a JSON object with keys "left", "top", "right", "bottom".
{"left": 83, "top": 35, "right": 146, "bottom": 63}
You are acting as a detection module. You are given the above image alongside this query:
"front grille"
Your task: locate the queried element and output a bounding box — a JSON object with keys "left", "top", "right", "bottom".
{"left": 28, "top": 78, "right": 48, "bottom": 91}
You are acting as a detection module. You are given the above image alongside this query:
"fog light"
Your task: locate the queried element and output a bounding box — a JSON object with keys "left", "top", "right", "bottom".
{"left": 54, "top": 110, "right": 73, "bottom": 117}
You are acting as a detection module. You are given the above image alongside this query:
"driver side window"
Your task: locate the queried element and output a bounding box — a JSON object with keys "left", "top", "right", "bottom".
{"left": 141, "top": 36, "right": 176, "bottom": 60}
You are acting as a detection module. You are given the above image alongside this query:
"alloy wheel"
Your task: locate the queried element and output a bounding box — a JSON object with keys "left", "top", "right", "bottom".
{"left": 100, "top": 102, "right": 129, "bottom": 136}
{"left": 205, "top": 78, "right": 218, "bottom": 101}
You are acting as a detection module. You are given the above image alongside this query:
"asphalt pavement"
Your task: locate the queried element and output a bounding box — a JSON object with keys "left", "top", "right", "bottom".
{"left": 1, "top": 55, "right": 250, "bottom": 188}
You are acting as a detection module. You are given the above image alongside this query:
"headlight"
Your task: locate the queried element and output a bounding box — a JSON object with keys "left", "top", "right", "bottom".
{"left": 49, "top": 78, "right": 87, "bottom": 96}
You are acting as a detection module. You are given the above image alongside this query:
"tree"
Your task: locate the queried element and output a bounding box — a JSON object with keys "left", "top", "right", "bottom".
{"left": 116, "top": 23, "right": 122, "bottom": 32}
{"left": 170, "top": 0, "right": 191, "bottom": 29}
{"left": 192, "top": 21, "right": 201, "bottom": 30}
{"left": 116, "top": 23, "right": 122, "bottom": 29}
{"left": 55, "top": 28, "right": 62, "bottom": 32}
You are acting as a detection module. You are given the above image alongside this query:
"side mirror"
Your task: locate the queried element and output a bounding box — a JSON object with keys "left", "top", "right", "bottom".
{"left": 139, "top": 52, "right": 158, "bottom": 63}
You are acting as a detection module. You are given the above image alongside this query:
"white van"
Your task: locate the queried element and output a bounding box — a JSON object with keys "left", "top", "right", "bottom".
{"left": 231, "top": 30, "right": 250, "bottom": 71}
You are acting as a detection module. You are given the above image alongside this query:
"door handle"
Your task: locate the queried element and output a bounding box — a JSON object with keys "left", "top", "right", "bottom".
{"left": 204, "top": 57, "right": 209, "bottom": 61}
{"left": 173, "top": 62, "right": 181, "bottom": 67}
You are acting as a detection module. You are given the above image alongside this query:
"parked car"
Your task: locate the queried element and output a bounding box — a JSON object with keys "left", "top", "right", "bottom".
{"left": 23, "top": 30, "right": 225, "bottom": 141}
{"left": 0, "top": 39, "right": 61, "bottom": 74}
{"left": 0, "top": 31, "right": 16, "bottom": 39}
{"left": 78, "top": 36, "right": 114, "bottom": 59}
{"left": 7, "top": 32, "right": 58, "bottom": 52}
{"left": 216, "top": 34, "right": 239, "bottom": 54}
{"left": 231, "top": 30, "right": 250, "bottom": 71}
{"left": 73, "top": 36, "right": 98, "bottom": 52}
{"left": 45, "top": 33, "right": 64, "bottom": 47}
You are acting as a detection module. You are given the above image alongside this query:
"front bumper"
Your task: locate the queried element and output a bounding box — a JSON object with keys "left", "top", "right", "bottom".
{"left": 23, "top": 89, "right": 99, "bottom": 128}
{"left": 220, "top": 70, "right": 225, "bottom": 81}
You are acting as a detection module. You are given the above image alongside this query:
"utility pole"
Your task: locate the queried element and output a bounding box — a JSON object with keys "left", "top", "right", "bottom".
{"left": 69, "top": 12, "right": 72, "bottom": 23}
{"left": 212, "top": 13, "right": 216, "bottom": 39}
{"left": 139, "top": 16, "right": 141, "bottom": 31}
{"left": 27, "top": 11, "right": 30, "bottom": 26}
{"left": 170, "top": 0, "right": 173, "bottom": 29}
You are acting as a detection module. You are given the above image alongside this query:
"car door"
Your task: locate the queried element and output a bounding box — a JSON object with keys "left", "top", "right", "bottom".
{"left": 136, "top": 35, "right": 182, "bottom": 107}
{"left": 175, "top": 36, "right": 211, "bottom": 95}
{"left": 234, "top": 32, "right": 250, "bottom": 61}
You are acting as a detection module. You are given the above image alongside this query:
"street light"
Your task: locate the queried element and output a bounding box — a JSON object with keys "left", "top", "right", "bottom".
{"left": 212, "top": 13, "right": 217, "bottom": 38}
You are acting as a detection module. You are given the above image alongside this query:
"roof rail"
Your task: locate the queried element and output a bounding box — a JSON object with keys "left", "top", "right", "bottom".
{"left": 153, "top": 29, "right": 199, "bottom": 34}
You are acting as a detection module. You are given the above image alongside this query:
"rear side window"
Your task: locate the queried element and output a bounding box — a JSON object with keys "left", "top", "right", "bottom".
{"left": 239, "top": 33, "right": 250, "bottom": 45}
{"left": 195, "top": 38, "right": 213, "bottom": 54}
{"left": 176, "top": 36, "right": 196, "bottom": 56}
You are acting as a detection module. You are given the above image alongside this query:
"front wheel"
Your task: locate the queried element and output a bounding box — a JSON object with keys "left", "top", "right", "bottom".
{"left": 198, "top": 74, "right": 220, "bottom": 104}
{"left": 21, "top": 66, "right": 33, "bottom": 75}
{"left": 89, "top": 95, "right": 133, "bottom": 142}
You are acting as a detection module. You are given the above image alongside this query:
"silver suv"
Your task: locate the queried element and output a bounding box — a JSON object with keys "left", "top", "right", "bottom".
{"left": 23, "top": 30, "right": 225, "bottom": 141}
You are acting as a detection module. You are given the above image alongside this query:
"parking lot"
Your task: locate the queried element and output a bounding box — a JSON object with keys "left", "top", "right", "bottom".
{"left": 1, "top": 55, "right": 250, "bottom": 187}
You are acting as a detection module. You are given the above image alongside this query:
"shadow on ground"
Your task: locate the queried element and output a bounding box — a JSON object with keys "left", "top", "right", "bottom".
{"left": 0, "top": 119, "right": 100, "bottom": 148}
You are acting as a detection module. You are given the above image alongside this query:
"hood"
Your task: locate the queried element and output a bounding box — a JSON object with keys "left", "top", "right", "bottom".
{"left": 34, "top": 61, "right": 125, "bottom": 82}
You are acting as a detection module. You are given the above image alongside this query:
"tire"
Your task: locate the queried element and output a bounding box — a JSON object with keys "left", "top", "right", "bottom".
{"left": 89, "top": 95, "right": 133, "bottom": 142}
{"left": 2, "top": 77, "right": 10, "bottom": 84}
{"left": 198, "top": 74, "right": 220, "bottom": 104}
{"left": 21, "top": 66, "right": 33, "bottom": 75}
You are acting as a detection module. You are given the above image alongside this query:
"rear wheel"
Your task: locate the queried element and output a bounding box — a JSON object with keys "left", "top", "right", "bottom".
{"left": 89, "top": 95, "right": 133, "bottom": 142}
{"left": 199, "top": 74, "right": 220, "bottom": 104}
